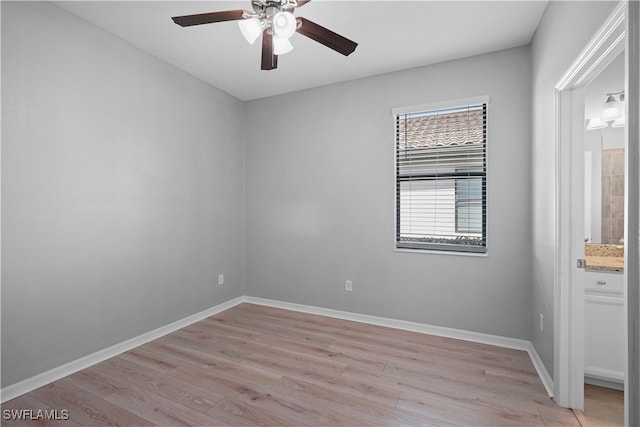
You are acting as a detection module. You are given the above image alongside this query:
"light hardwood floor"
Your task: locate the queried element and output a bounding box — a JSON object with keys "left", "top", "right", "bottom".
{"left": 583, "top": 384, "right": 624, "bottom": 427}
{"left": 2, "top": 303, "right": 581, "bottom": 426}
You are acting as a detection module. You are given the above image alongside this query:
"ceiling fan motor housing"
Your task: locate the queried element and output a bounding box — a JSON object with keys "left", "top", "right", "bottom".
{"left": 253, "top": 0, "right": 296, "bottom": 18}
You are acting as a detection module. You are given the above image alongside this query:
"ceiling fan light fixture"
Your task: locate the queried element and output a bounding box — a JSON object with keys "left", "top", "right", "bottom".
{"left": 238, "top": 17, "right": 262, "bottom": 44}
{"left": 273, "top": 34, "right": 294, "bottom": 55}
{"left": 172, "top": 0, "right": 359, "bottom": 70}
{"left": 272, "top": 11, "right": 296, "bottom": 38}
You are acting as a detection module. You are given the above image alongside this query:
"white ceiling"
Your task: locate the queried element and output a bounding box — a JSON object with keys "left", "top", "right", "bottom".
{"left": 56, "top": 1, "right": 548, "bottom": 101}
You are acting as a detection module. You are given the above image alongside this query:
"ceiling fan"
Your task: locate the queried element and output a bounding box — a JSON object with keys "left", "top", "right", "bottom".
{"left": 172, "top": 0, "right": 358, "bottom": 71}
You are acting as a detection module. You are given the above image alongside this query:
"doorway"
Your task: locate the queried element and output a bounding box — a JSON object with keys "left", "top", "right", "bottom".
{"left": 582, "top": 50, "right": 626, "bottom": 426}
{"left": 554, "top": 0, "right": 626, "bottom": 414}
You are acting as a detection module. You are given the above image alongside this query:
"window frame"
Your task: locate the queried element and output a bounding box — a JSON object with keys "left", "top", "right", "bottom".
{"left": 392, "top": 96, "right": 490, "bottom": 255}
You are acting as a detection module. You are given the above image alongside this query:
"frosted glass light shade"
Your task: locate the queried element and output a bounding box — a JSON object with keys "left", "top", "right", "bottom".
{"left": 586, "top": 117, "right": 608, "bottom": 130}
{"left": 273, "top": 35, "right": 293, "bottom": 55}
{"left": 612, "top": 115, "right": 626, "bottom": 128}
{"left": 601, "top": 95, "right": 622, "bottom": 121}
{"left": 273, "top": 12, "right": 296, "bottom": 38}
{"left": 238, "top": 17, "right": 262, "bottom": 44}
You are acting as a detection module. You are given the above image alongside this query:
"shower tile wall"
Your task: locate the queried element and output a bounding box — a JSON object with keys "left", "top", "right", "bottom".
{"left": 601, "top": 148, "right": 624, "bottom": 244}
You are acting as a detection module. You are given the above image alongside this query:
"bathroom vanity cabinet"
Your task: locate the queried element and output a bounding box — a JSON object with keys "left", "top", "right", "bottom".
{"left": 584, "top": 270, "right": 624, "bottom": 387}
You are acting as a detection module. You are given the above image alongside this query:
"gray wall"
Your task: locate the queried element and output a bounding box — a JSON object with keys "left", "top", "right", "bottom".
{"left": 529, "top": 1, "right": 618, "bottom": 376}
{"left": 245, "top": 46, "right": 533, "bottom": 340}
{"left": 1, "top": 2, "right": 245, "bottom": 387}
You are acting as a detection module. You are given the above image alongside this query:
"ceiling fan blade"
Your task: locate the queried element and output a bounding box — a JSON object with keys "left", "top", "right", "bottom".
{"left": 261, "top": 31, "right": 278, "bottom": 70}
{"left": 296, "top": 17, "right": 357, "bottom": 56}
{"left": 172, "top": 10, "right": 246, "bottom": 27}
{"left": 296, "top": 0, "right": 312, "bottom": 7}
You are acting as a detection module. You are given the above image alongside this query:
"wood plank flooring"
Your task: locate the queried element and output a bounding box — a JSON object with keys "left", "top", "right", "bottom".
{"left": 583, "top": 384, "right": 624, "bottom": 426}
{"left": 1, "top": 303, "right": 581, "bottom": 426}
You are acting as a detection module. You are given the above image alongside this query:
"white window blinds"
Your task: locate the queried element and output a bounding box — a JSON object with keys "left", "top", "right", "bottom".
{"left": 395, "top": 102, "right": 487, "bottom": 253}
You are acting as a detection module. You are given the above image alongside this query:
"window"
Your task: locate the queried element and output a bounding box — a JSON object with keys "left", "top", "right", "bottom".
{"left": 394, "top": 98, "right": 487, "bottom": 253}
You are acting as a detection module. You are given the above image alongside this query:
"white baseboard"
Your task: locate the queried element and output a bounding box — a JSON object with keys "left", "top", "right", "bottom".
{"left": 0, "top": 296, "right": 246, "bottom": 403}
{"left": 2, "top": 295, "right": 555, "bottom": 402}
{"left": 525, "top": 342, "right": 555, "bottom": 398}
{"left": 584, "top": 366, "right": 625, "bottom": 384}
{"left": 245, "top": 297, "right": 555, "bottom": 398}
{"left": 584, "top": 374, "right": 625, "bottom": 391}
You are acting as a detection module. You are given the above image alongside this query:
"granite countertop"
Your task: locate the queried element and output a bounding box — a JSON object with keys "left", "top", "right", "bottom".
{"left": 585, "top": 243, "right": 624, "bottom": 272}
{"left": 585, "top": 255, "right": 624, "bottom": 272}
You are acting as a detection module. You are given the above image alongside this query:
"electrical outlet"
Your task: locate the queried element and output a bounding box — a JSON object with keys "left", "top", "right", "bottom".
{"left": 539, "top": 313, "right": 544, "bottom": 332}
{"left": 345, "top": 280, "right": 353, "bottom": 292}
{"left": 218, "top": 274, "right": 224, "bottom": 286}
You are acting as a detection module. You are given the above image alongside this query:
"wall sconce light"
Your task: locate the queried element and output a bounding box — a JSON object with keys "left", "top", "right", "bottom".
{"left": 612, "top": 115, "right": 626, "bottom": 128}
{"left": 586, "top": 91, "right": 625, "bottom": 130}
{"left": 586, "top": 117, "right": 608, "bottom": 130}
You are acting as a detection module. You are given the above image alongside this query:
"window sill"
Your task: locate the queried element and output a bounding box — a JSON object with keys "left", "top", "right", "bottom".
{"left": 394, "top": 247, "right": 489, "bottom": 257}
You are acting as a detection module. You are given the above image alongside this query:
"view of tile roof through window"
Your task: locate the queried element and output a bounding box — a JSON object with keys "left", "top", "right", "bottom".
{"left": 397, "top": 105, "right": 485, "bottom": 149}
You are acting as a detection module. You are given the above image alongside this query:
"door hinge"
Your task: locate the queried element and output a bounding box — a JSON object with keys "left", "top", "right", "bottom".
{"left": 577, "top": 258, "right": 586, "bottom": 269}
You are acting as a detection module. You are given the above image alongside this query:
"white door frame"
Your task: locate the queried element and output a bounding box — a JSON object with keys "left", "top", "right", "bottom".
{"left": 554, "top": 0, "right": 627, "bottom": 411}
{"left": 625, "top": 2, "right": 639, "bottom": 425}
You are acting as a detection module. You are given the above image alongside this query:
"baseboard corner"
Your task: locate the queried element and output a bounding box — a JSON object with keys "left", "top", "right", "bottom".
{"left": 526, "top": 342, "right": 555, "bottom": 398}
